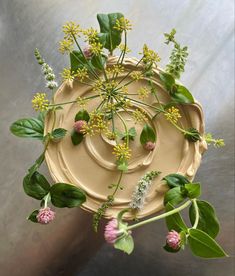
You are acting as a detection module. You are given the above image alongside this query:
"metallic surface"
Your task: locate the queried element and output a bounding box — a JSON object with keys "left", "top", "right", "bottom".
{"left": 0, "top": 0, "right": 234, "bottom": 275}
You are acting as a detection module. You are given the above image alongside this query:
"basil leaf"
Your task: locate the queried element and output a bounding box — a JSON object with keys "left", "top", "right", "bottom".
{"left": 51, "top": 128, "right": 67, "bottom": 141}
{"left": 185, "top": 183, "right": 201, "bottom": 199}
{"left": 97, "top": 13, "right": 123, "bottom": 52}
{"left": 23, "top": 172, "right": 50, "bottom": 200}
{"left": 140, "top": 124, "right": 156, "bottom": 145}
{"left": 189, "top": 200, "right": 220, "bottom": 238}
{"left": 71, "top": 130, "right": 83, "bottom": 145}
{"left": 163, "top": 173, "right": 190, "bottom": 189}
{"left": 171, "top": 85, "right": 194, "bottom": 104}
{"left": 50, "top": 183, "right": 86, "bottom": 208}
{"left": 165, "top": 202, "right": 188, "bottom": 232}
{"left": 27, "top": 210, "right": 39, "bottom": 223}
{"left": 188, "top": 228, "right": 228, "bottom": 258}
{"left": 184, "top": 128, "right": 201, "bottom": 142}
{"left": 164, "top": 186, "right": 185, "bottom": 206}
{"left": 10, "top": 118, "right": 44, "bottom": 140}
{"left": 159, "top": 71, "right": 175, "bottom": 91}
{"left": 75, "top": 109, "right": 90, "bottom": 122}
{"left": 114, "top": 234, "right": 134, "bottom": 255}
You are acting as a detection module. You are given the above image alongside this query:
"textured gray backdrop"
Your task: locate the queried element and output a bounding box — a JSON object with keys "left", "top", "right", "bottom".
{"left": 0, "top": 0, "right": 234, "bottom": 275}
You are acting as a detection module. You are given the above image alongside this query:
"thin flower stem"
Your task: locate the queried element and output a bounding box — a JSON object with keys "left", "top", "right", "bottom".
{"left": 115, "top": 111, "right": 129, "bottom": 147}
{"left": 126, "top": 97, "right": 165, "bottom": 113}
{"left": 192, "top": 199, "right": 200, "bottom": 229}
{"left": 127, "top": 200, "right": 191, "bottom": 231}
{"left": 112, "top": 171, "right": 123, "bottom": 195}
{"left": 49, "top": 94, "right": 100, "bottom": 107}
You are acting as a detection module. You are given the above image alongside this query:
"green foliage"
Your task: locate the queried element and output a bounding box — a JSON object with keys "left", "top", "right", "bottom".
{"left": 50, "top": 183, "right": 86, "bottom": 208}
{"left": 164, "top": 186, "right": 185, "bottom": 206}
{"left": 97, "top": 13, "right": 124, "bottom": 53}
{"left": 75, "top": 109, "right": 90, "bottom": 122}
{"left": 71, "top": 130, "right": 84, "bottom": 145}
{"left": 185, "top": 128, "right": 201, "bottom": 142}
{"left": 114, "top": 234, "right": 134, "bottom": 255}
{"left": 116, "top": 127, "right": 137, "bottom": 141}
{"left": 189, "top": 200, "right": 220, "bottom": 238}
{"left": 140, "top": 124, "right": 156, "bottom": 145}
{"left": 188, "top": 228, "right": 228, "bottom": 258}
{"left": 163, "top": 173, "right": 190, "bottom": 188}
{"left": 70, "top": 50, "right": 92, "bottom": 72}
{"left": 91, "top": 54, "right": 107, "bottom": 70}
{"left": 51, "top": 128, "right": 67, "bottom": 142}
{"left": 165, "top": 202, "right": 188, "bottom": 232}
{"left": 184, "top": 183, "right": 201, "bottom": 199}
{"left": 10, "top": 118, "right": 44, "bottom": 140}
{"left": 117, "top": 158, "right": 128, "bottom": 171}
{"left": 23, "top": 171, "right": 50, "bottom": 200}
{"left": 27, "top": 210, "right": 39, "bottom": 223}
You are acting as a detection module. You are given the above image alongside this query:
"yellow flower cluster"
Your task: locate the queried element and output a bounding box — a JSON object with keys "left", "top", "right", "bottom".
{"left": 118, "top": 44, "right": 131, "bottom": 53}
{"left": 132, "top": 108, "right": 148, "bottom": 123}
{"left": 141, "top": 44, "right": 161, "bottom": 63}
{"left": 113, "top": 143, "right": 131, "bottom": 160}
{"left": 164, "top": 107, "right": 181, "bottom": 124}
{"left": 138, "top": 86, "right": 150, "bottom": 100}
{"left": 76, "top": 96, "right": 88, "bottom": 108}
{"left": 106, "top": 65, "right": 124, "bottom": 76}
{"left": 61, "top": 68, "right": 75, "bottom": 81}
{"left": 82, "top": 28, "right": 99, "bottom": 44}
{"left": 62, "top": 21, "right": 81, "bottom": 39}
{"left": 130, "top": 71, "right": 143, "bottom": 81}
{"left": 89, "top": 42, "right": 103, "bottom": 55}
{"left": 114, "top": 17, "right": 132, "bottom": 31}
{"left": 82, "top": 111, "right": 110, "bottom": 136}
{"left": 59, "top": 39, "right": 74, "bottom": 54}
{"left": 32, "top": 93, "right": 49, "bottom": 111}
{"left": 76, "top": 68, "right": 89, "bottom": 82}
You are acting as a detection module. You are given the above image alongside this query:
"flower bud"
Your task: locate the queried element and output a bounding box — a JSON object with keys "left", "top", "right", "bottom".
{"left": 166, "top": 230, "right": 181, "bottom": 250}
{"left": 144, "top": 141, "right": 155, "bottom": 151}
{"left": 74, "top": 120, "right": 86, "bottom": 133}
{"left": 104, "top": 219, "right": 121, "bottom": 244}
{"left": 37, "top": 207, "right": 55, "bottom": 224}
{"left": 83, "top": 46, "right": 93, "bottom": 59}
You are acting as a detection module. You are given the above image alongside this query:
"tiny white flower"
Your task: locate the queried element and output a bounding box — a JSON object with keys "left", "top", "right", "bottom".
{"left": 46, "top": 80, "right": 58, "bottom": 89}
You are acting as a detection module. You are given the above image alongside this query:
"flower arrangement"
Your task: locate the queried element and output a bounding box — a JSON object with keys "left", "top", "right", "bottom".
{"left": 10, "top": 12, "right": 227, "bottom": 258}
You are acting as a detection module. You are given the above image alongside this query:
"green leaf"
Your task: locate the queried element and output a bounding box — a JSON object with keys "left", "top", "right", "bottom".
{"left": 171, "top": 85, "right": 194, "bottom": 104}
{"left": 27, "top": 210, "right": 39, "bottom": 223}
{"left": 50, "top": 183, "right": 86, "bottom": 208}
{"left": 189, "top": 200, "right": 220, "bottom": 238}
{"left": 28, "top": 153, "right": 45, "bottom": 178}
{"left": 97, "top": 13, "right": 123, "bottom": 52}
{"left": 163, "top": 173, "right": 190, "bottom": 189}
{"left": 51, "top": 128, "right": 67, "bottom": 141}
{"left": 159, "top": 71, "right": 175, "bottom": 91}
{"left": 188, "top": 228, "right": 228, "bottom": 258}
{"left": 165, "top": 202, "right": 188, "bottom": 232}
{"left": 91, "top": 54, "right": 107, "bottom": 70}
{"left": 117, "top": 158, "right": 128, "bottom": 171}
{"left": 164, "top": 186, "right": 185, "bottom": 206}
{"left": 75, "top": 109, "right": 90, "bottom": 122}
{"left": 185, "top": 183, "right": 201, "bottom": 199}
{"left": 70, "top": 50, "right": 93, "bottom": 72}
{"left": 71, "top": 130, "right": 83, "bottom": 146}
{"left": 114, "top": 234, "right": 134, "bottom": 255}
{"left": 23, "top": 172, "right": 50, "bottom": 200}
{"left": 163, "top": 243, "right": 181, "bottom": 253}
{"left": 184, "top": 128, "right": 201, "bottom": 142}
{"left": 10, "top": 118, "right": 44, "bottom": 140}
{"left": 140, "top": 124, "right": 156, "bottom": 145}
{"left": 116, "top": 127, "right": 137, "bottom": 141}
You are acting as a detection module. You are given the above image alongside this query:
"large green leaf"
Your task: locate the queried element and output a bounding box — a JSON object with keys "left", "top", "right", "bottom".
{"left": 70, "top": 50, "right": 94, "bottom": 72}
{"left": 51, "top": 128, "right": 67, "bottom": 142}
{"left": 97, "top": 13, "right": 123, "bottom": 52}
{"left": 171, "top": 85, "right": 194, "bottom": 104}
{"left": 163, "top": 173, "right": 190, "bottom": 189}
{"left": 165, "top": 202, "right": 188, "bottom": 232}
{"left": 164, "top": 186, "right": 185, "bottom": 206}
{"left": 140, "top": 124, "right": 156, "bottom": 145}
{"left": 189, "top": 200, "right": 220, "bottom": 238}
{"left": 50, "top": 183, "right": 86, "bottom": 208}
{"left": 114, "top": 234, "right": 134, "bottom": 255}
{"left": 159, "top": 71, "right": 175, "bottom": 91}
{"left": 184, "top": 183, "right": 201, "bottom": 199}
{"left": 188, "top": 228, "right": 228, "bottom": 258}
{"left": 10, "top": 118, "right": 44, "bottom": 140}
{"left": 23, "top": 171, "right": 50, "bottom": 200}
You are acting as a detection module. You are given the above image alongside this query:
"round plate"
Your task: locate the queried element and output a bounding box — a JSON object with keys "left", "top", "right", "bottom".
{"left": 44, "top": 57, "right": 207, "bottom": 219}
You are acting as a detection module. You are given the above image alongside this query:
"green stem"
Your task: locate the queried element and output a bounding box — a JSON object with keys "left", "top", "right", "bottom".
{"left": 115, "top": 110, "right": 129, "bottom": 147}
{"left": 49, "top": 94, "right": 100, "bottom": 107}
{"left": 126, "top": 97, "right": 165, "bottom": 113}
{"left": 192, "top": 199, "right": 200, "bottom": 229}
{"left": 127, "top": 200, "right": 191, "bottom": 231}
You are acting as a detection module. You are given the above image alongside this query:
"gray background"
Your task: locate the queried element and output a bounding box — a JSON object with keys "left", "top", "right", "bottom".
{"left": 0, "top": 0, "right": 234, "bottom": 275}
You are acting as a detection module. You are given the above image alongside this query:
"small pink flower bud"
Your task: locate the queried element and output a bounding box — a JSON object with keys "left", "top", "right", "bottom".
{"left": 104, "top": 219, "right": 121, "bottom": 244}
{"left": 144, "top": 141, "right": 155, "bottom": 151}
{"left": 83, "top": 46, "right": 93, "bottom": 59}
{"left": 37, "top": 207, "right": 55, "bottom": 224}
{"left": 166, "top": 230, "right": 181, "bottom": 250}
{"left": 74, "top": 120, "right": 86, "bottom": 133}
